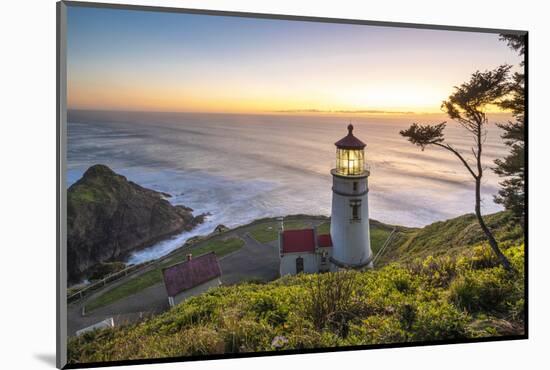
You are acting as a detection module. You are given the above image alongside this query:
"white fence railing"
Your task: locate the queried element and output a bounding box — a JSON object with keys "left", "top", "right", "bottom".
{"left": 372, "top": 227, "right": 397, "bottom": 266}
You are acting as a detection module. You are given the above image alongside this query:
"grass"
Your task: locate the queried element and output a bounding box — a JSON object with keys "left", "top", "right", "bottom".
{"left": 376, "top": 211, "right": 524, "bottom": 266}
{"left": 69, "top": 240, "right": 525, "bottom": 363}
{"left": 86, "top": 268, "right": 161, "bottom": 312}
{"left": 83, "top": 211, "right": 522, "bottom": 314}
{"left": 249, "top": 220, "right": 309, "bottom": 243}
{"left": 317, "top": 222, "right": 330, "bottom": 234}
{"left": 370, "top": 227, "right": 392, "bottom": 255}
{"left": 68, "top": 185, "right": 104, "bottom": 204}
{"left": 187, "top": 237, "right": 245, "bottom": 258}
{"left": 84, "top": 217, "right": 393, "bottom": 312}
{"left": 85, "top": 237, "right": 244, "bottom": 312}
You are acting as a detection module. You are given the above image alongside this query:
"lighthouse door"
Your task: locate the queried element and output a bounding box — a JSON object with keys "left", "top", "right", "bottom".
{"left": 296, "top": 257, "right": 304, "bottom": 273}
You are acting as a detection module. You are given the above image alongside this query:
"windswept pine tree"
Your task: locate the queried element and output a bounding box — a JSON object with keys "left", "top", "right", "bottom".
{"left": 400, "top": 65, "right": 514, "bottom": 271}
{"left": 493, "top": 34, "right": 526, "bottom": 228}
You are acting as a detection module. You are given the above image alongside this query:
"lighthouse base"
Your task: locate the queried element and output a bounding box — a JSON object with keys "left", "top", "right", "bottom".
{"left": 329, "top": 256, "right": 374, "bottom": 271}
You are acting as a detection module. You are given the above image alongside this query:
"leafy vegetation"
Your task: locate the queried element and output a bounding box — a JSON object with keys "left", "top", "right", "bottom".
{"left": 83, "top": 216, "right": 394, "bottom": 312}
{"left": 69, "top": 247, "right": 524, "bottom": 362}
{"left": 69, "top": 211, "right": 524, "bottom": 363}
{"left": 317, "top": 222, "right": 330, "bottom": 234}
{"left": 67, "top": 165, "right": 130, "bottom": 206}
{"left": 376, "top": 211, "right": 523, "bottom": 265}
{"left": 68, "top": 183, "right": 106, "bottom": 205}
{"left": 85, "top": 237, "right": 244, "bottom": 312}
{"left": 400, "top": 65, "right": 515, "bottom": 271}
{"left": 88, "top": 262, "right": 127, "bottom": 281}
{"left": 494, "top": 34, "right": 525, "bottom": 227}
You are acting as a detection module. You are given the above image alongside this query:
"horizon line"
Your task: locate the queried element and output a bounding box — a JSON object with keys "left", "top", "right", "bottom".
{"left": 66, "top": 107, "right": 514, "bottom": 117}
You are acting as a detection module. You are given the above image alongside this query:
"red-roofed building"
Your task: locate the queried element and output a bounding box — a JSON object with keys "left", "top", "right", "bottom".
{"left": 281, "top": 229, "right": 315, "bottom": 253}
{"left": 317, "top": 234, "right": 333, "bottom": 248}
{"left": 279, "top": 226, "right": 333, "bottom": 275}
{"left": 162, "top": 252, "right": 222, "bottom": 307}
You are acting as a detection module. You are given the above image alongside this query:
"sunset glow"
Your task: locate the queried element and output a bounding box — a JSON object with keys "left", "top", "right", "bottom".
{"left": 67, "top": 7, "right": 522, "bottom": 114}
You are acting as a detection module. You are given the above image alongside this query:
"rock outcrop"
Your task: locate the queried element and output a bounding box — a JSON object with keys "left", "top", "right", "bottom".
{"left": 67, "top": 164, "right": 206, "bottom": 283}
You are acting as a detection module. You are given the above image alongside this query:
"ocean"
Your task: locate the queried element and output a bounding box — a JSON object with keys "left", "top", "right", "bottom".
{"left": 67, "top": 110, "right": 511, "bottom": 264}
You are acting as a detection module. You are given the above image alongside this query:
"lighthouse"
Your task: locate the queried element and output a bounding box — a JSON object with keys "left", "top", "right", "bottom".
{"left": 330, "top": 124, "right": 373, "bottom": 270}
{"left": 277, "top": 123, "right": 372, "bottom": 276}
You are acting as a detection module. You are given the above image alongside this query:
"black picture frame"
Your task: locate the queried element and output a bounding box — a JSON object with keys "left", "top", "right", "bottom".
{"left": 57, "top": 1, "right": 528, "bottom": 368}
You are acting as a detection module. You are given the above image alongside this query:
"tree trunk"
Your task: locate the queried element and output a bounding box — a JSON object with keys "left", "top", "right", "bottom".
{"left": 474, "top": 176, "right": 513, "bottom": 272}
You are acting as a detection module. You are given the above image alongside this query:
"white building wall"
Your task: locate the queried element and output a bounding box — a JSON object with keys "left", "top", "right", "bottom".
{"left": 280, "top": 253, "right": 317, "bottom": 276}
{"left": 169, "top": 277, "right": 222, "bottom": 307}
{"left": 317, "top": 246, "right": 333, "bottom": 272}
{"left": 317, "top": 246, "right": 333, "bottom": 257}
{"left": 330, "top": 173, "right": 372, "bottom": 268}
{"left": 280, "top": 248, "right": 333, "bottom": 275}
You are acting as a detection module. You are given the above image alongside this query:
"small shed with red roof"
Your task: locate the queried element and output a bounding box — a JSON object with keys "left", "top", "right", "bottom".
{"left": 279, "top": 227, "right": 333, "bottom": 275}
{"left": 162, "top": 252, "right": 222, "bottom": 307}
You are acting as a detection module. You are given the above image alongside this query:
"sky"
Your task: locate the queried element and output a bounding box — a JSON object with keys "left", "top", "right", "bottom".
{"left": 66, "top": 5, "right": 523, "bottom": 114}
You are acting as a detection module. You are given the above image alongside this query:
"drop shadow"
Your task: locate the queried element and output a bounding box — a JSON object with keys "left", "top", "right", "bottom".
{"left": 34, "top": 353, "right": 57, "bottom": 367}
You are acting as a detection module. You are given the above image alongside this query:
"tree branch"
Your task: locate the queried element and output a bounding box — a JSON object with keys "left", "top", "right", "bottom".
{"left": 433, "top": 142, "right": 478, "bottom": 179}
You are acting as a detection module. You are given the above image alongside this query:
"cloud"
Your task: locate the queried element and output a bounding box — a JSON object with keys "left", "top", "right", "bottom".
{"left": 272, "top": 109, "right": 417, "bottom": 115}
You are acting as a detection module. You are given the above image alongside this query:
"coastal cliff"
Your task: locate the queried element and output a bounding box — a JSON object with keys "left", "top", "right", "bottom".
{"left": 67, "top": 164, "right": 206, "bottom": 283}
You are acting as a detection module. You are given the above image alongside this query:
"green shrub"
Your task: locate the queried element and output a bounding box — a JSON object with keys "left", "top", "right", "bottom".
{"left": 217, "top": 308, "right": 275, "bottom": 353}
{"left": 249, "top": 290, "right": 290, "bottom": 327}
{"left": 410, "top": 255, "right": 458, "bottom": 287}
{"left": 456, "top": 245, "right": 500, "bottom": 270}
{"left": 88, "top": 262, "right": 126, "bottom": 281}
{"left": 347, "top": 316, "right": 408, "bottom": 345}
{"left": 448, "top": 268, "right": 514, "bottom": 314}
{"left": 304, "top": 270, "right": 358, "bottom": 332}
{"left": 398, "top": 303, "right": 417, "bottom": 330}
{"left": 68, "top": 242, "right": 525, "bottom": 364}
{"left": 153, "top": 294, "right": 218, "bottom": 334}
{"left": 410, "top": 301, "right": 469, "bottom": 340}
{"left": 175, "top": 325, "right": 225, "bottom": 355}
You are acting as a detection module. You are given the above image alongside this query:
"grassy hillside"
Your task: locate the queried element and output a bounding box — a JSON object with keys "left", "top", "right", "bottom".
{"left": 376, "top": 211, "right": 524, "bottom": 265}
{"left": 249, "top": 219, "right": 310, "bottom": 243}
{"left": 68, "top": 211, "right": 525, "bottom": 364}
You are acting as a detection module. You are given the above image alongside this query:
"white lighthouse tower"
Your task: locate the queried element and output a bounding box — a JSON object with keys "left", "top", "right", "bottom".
{"left": 330, "top": 124, "right": 373, "bottom": 270}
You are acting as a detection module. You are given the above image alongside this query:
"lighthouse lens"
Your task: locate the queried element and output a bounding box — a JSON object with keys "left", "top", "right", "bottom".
{"left": 336, "top": 148, "right": 364, "bottom": 175}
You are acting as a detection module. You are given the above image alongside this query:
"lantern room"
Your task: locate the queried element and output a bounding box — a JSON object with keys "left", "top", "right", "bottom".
{"left": 334, "top": 124, "right": 367, "bottom": 176}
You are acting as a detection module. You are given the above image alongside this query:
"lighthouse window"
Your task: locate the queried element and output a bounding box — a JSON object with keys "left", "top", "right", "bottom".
{"left": 350, "top": 199, "right": 362, "bottom": 221}
{"left": 353, "top": 182, "right": 358, "bottom": 191}
{"left": 336, "top": 148, "right": 365, "bottom": 176}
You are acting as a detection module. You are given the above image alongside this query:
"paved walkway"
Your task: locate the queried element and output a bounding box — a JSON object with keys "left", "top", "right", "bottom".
{"left": 67, "top": 218, "right": 325, "bottom": 336}
{"left": 220, "top": 233, "right": 280, "bottom": 285}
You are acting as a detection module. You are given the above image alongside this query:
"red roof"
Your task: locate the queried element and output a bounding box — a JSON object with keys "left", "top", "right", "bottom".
{"left": 281, "top": 229, "right": 315, "bottom": 253}
{"left": 335, "top": 124, "right": 366, "bottom": 149}
{"left": 162, "top": 252, "right": 221, "bottom": 297}
{"left": 317, "top": 234, "right": 333, "bottom": 248}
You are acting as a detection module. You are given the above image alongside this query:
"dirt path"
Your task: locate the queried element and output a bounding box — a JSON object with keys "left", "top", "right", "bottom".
{"left": 67, "top": 218, "right": 325, "bottom": 336}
